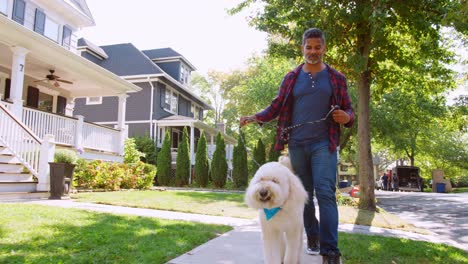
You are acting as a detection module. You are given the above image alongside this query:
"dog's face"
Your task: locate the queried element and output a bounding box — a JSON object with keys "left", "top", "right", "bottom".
{"left": 245, "top": 162, "right": 292, "bottom": 209}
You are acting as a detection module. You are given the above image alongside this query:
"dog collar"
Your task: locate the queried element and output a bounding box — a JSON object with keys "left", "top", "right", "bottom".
{"left": 263, "top": 207, "right": 281, "bottom": 221}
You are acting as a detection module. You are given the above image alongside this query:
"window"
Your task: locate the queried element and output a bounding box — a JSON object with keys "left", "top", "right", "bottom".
{"left": 180, "top": 64, "right": 190, "bottom": 85}
{"left": 44, "top": 17, "right": 59, "bottom": 42}
{"left": 163, "top": 88, "right": 178, "bottom": 113}
{"left": 0, "top": 0, "right": 7, "bottom": 15}
{"left": 62, "top": 26, "right": 72, "bottom": 49}
{"left": 38, "top": 92, "right": 53, "bottom": 112}
{"left": 86, "top": 96, "right": 102, "bottom": 105}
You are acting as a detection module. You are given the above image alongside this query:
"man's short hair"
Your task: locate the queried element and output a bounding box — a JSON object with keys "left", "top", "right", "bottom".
{"left": 302, "top": 28, "right": 326, "bottom": 45}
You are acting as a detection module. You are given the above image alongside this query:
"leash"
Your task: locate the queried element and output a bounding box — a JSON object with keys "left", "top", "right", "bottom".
{"left": 239, "top": 105, "right": 340, "bottom": 167}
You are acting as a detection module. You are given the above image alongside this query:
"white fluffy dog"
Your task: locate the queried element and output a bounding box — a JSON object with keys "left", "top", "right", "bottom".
{"left": 245, "top": 156, "right": 308, "bottom": 264}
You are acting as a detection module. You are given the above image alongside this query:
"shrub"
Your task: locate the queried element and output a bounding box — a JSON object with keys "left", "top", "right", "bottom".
{"left": 175, "top": 127, "right": 190, "bottom": 187}
{"left": 253, "top": 138, "right": 266, "bottom": 172}
{"left": 124, "top": 138, "right": 144, "bottom": 164}
{"left": 268, "top": 135, "right": 281, "bottom": 162}
{"left": 54, "top": 149, "right": 78, "bottom": 164}
{"left": 134, "top": 135, "right": 158, "bottom": 165}
{"left": 194, "top": 132, "right": 209, "bottom": 187}
{"left": 156, "top": 130, "right": 173, "bottom": 186}
{"left": 232, "top": 132, "right": 248, "bottom": 188}
{"left": 452, "top": 174, "right": 468, "bottom": 187}
{"left": 211, "top": 133, "right": 227, "bottom": 188}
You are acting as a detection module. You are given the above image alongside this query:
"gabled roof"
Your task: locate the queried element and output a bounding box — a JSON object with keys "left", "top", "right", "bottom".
{"left": 68, "top": 0, "right": 95, "bottom": 23}
{"left": 85, "top": 42, "right": 165, "bottom": 76}
{"left": 77, "top": 38, "right": 108, "bottom": 59}
{"left": 142, "top": 48, "right": 196, "bottom": 71}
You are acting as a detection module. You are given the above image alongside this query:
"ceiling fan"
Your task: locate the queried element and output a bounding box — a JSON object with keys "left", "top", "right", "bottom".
{"left": 34, "top": 69, "right": 73, "bottom": 87}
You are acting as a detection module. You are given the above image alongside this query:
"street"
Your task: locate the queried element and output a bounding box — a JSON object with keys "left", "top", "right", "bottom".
{"left": 376, "top": 190, "right": 468, "bottom": 251}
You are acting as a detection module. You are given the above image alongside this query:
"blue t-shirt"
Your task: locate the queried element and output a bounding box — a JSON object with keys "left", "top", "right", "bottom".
{"left": 289, "top": 68, "right": 332, "bottom": 146}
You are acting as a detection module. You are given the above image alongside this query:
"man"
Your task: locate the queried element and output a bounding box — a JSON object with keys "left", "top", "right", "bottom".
{"left": 382, "top": 173, "right": 389, "bottom": 191}
{"left": 240, "top": 28, "right": 354, "bottom": 264}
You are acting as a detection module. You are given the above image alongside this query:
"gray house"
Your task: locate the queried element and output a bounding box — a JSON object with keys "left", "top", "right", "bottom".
{"left": 74, "top": 40, "right": 235, "bottom": 172}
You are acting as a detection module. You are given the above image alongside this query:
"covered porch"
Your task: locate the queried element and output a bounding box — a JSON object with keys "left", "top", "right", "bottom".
{"left": 0, "top": 14, "right": 141, "bottom": 193}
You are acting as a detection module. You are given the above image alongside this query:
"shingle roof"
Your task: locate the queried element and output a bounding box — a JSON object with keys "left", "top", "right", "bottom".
{"left": 89, "top": 43, "right": 165, "bottom": 76}
{"left": 77, "top": 38, "right": 108, "bottom": 59}
{"left": 142, "top": 48, "right": 181, "bottom": 59}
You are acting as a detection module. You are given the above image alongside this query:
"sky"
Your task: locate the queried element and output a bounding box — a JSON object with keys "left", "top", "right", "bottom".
{"left": 79, "top": 0, "right": 268, "bottom": 76}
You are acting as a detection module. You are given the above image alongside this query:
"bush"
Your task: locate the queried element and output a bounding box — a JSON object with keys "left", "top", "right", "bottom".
{"left": 175, "top": 127, "right": 190, "bottom": 187}
{"left": 194, "top": 132, "right": 209, "bottom": 187}
{"left": 268, "top": 135, "right": 281, "bottom": 162}
{"left": 211, "top": 133, "right": 227, "bottom": 188}
{"left": 253, "top": 138, "right": 266, "bottom": 172}
{"left": 54, "top": 149, "right": 78, "bottom": 164}
{"left": 124, "top": 138, "right": 144, "bottom": 164}
{"left": 232, "top": 132, "right": 248, "bottom": 188}
{"left": 134, "top": 135, "right": 158, "bottom": 165}
{"left": 156, "top": 130, "right": 173, "bottom": 186}
{"left": 452, "top": 174, "right": 468, "bottom": 187}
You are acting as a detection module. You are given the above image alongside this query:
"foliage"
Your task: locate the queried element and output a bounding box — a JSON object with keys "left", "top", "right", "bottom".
{"left": 156, "top": 130, "right": 173, "bottom": 186}
{"left": 124, "top": 138, "right": 144, "bottom": 164}
{"left": 73, "top": 160, "right": 155, "bottom": 190}
{"left": 194, "top": 132, "right": 210, "bottom": 187}
{"left": 232, "top": 132, "right": 248, "bottom": 188}
{"left": 175, "top": 127, "right": 190, "bottom": 187}
{"left": 230, "top": 0, "right": 462, "bottom": 211}
{"left": 267, "top": 133, "right": 281, "bottom": 162}
{"left": 252, "top": 138, "right": 266, "bottom": 172}
{"left": 134, "top": 135, "right": 158, "bottom": 165}
{"left": 211, "top": 133, "right": 228, "bottom": 188}
{"left": 451, "top": 174, "right": 468, "bottom": 188}
{"left": 54, "top": 149, "right": 78, "bottom": 164}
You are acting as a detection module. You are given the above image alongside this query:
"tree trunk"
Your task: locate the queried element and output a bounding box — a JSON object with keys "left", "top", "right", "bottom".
{"left": 356, "top": 22, "right": 376, "bottom": 211}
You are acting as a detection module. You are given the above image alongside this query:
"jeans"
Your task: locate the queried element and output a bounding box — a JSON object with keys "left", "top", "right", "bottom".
{"left": 289, "top": 140, "right": 339, "bottom": 255}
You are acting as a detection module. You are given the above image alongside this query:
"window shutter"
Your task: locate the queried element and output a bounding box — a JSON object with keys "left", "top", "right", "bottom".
{"left": 34, "top": 9, "right": 45, "bottom": 35}
{"left": 57, "top": 96, "right": 67, "bottom": 115}
{"left": 12, "top": 0, "right": 26, "bottom": 25}
{"left": 62, "top": 26, "right": 72, "bottom": 49}
{"left": 26, "top": 86, "right": 39, "bottom": 108}
{"left": 4, "top": 78, "right": 11, "bottom": 100}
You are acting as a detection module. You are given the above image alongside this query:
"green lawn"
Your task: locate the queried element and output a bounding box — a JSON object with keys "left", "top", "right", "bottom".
{"left": 1, "top": 203, "right": 466, "bottom": 264}
{"left": 72, "top": 190, "right": 428, "bottom": 233}
{"left": 0, "top": 203, "right": 231, "bottom": 264}
{"left": 452, "top": 187, "right": 468, "bottom": 193}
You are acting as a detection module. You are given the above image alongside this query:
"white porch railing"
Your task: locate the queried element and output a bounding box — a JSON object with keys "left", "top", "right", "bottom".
{"left": 21, "top": 107, "right": 121, "bottom": 154}
{"left": 1, "top": 100, "right": 12, "bottom": 111}
{"left": 82, "top": 122, "right": 120, "bottom": 153}
{"left": 22, "top": 107, "right": 76, "bottom": 146}
{"left": 0, "top": 104, "right": 41, "bottom": 177}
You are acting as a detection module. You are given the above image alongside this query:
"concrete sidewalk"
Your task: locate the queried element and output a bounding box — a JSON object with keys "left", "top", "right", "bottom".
{"left": 7, "top": 199, "right": 466, "bottom": 263}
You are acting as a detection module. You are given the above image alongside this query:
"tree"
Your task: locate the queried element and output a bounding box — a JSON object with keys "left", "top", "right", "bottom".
{"left": 231, "top": 0, "right": 460, "bottom": 211}
{"left": 211, "top": 133, "right": 228, "bottom": 188}
{"left": 124, "top": 138, "right": 144, "bottom": 164}
{"left": 232, "top": 132, "right": 249, "bottom": 188}
{"left": 156, "top": 130, "right": 173, "bottom": 186}
{"left": 134, "top": 134, "right": 158, "bottom": 165}
{"left": 195, "top": 132, "right": 210, "bottom": 187}
{"left": 175, "top": 127, "right": 190, "bottom": 187}
{"left": 252, "top": 138, "right": 266, "bottom": 172}
{"left": 268, "top": 133, "right": 281, "bottom": 162}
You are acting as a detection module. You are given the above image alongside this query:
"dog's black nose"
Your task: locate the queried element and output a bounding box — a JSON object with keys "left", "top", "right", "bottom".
{"left": 259, "top": 189, "right": 268, "bottom": 197}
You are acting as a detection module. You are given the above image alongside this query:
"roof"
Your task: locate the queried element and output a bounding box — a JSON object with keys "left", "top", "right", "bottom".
{"left": 142, "top": 48, "right": 196, "bottom": 71}
{"left": 68, "top": 0, "right": 94, "bottom": 22}
{"left": 77, "top": 38, "right": 108, "bottom": 59}
{"left": 89, "top": 43, "right": 165, "bottom": 76}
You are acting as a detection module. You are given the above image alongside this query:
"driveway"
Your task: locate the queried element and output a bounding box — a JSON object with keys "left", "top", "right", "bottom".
{"left": 375, "top": 190, "right": 468, "bottom": 251}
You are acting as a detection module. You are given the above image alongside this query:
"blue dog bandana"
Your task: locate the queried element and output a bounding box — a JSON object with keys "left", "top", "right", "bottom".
{"left": 263, "top": 207, "right": 281, "bottom": 221}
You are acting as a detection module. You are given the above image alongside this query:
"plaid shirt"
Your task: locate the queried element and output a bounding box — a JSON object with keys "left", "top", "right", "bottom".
{"left": 255, "top": 63, "right": 354, "bottom": 152}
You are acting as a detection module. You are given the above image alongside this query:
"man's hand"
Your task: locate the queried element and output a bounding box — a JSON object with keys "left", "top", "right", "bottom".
{"left": 331, "top": 106, "right": 350, "bottom": 124}
{"left": 240, "top": 115, "right": 257, "bottom": 127}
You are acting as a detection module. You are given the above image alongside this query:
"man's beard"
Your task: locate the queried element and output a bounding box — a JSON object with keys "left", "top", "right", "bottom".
{"left": 305, "top": 54, "right": 322, "bottom": 65}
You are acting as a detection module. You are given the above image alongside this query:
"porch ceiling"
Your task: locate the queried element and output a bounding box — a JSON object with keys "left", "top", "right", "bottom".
{"left": 0, "top": 16, "right": 141, "bottom": 98}
{"left": 154, "top": 117, "right": 236, "bottom": 144}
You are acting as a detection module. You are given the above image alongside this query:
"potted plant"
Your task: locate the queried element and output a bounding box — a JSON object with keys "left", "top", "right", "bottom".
{"left": 49, "top": 149, "right": 78, "bottom": 199}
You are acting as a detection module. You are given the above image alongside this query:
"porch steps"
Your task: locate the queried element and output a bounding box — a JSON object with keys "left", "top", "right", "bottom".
{"left": 0, "top": 191, "right": 49, "bottom": 201}
{"left": 0, "top": 146, "right": 38, "bottom": 193}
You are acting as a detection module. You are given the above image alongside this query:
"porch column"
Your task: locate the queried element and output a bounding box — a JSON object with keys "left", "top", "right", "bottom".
{"left": 189, "top": 125, "right": 195, "bottom": 184}
{"left": 65, "top": 98, "right": 75, "bottom": 116}
{"left": 117, "top": 94, "right": 128, "bottom": 129}
{"left": 9, "top": 46, "right": 29, "bottom": 118}
{"left": 37, "top": 134, "right": 55, "bottom": 191}
{"left": 117, "top": 94, "right": 128, "bottom": 155}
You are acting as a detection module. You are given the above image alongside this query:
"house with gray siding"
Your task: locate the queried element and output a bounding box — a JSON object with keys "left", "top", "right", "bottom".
{"left": 74, "top": 41, "right": 235, "bottom": 174}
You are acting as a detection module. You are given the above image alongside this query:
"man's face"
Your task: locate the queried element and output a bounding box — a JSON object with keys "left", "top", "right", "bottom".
{"left": 302, "top": 38, "right": 326, "bottom": 65}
